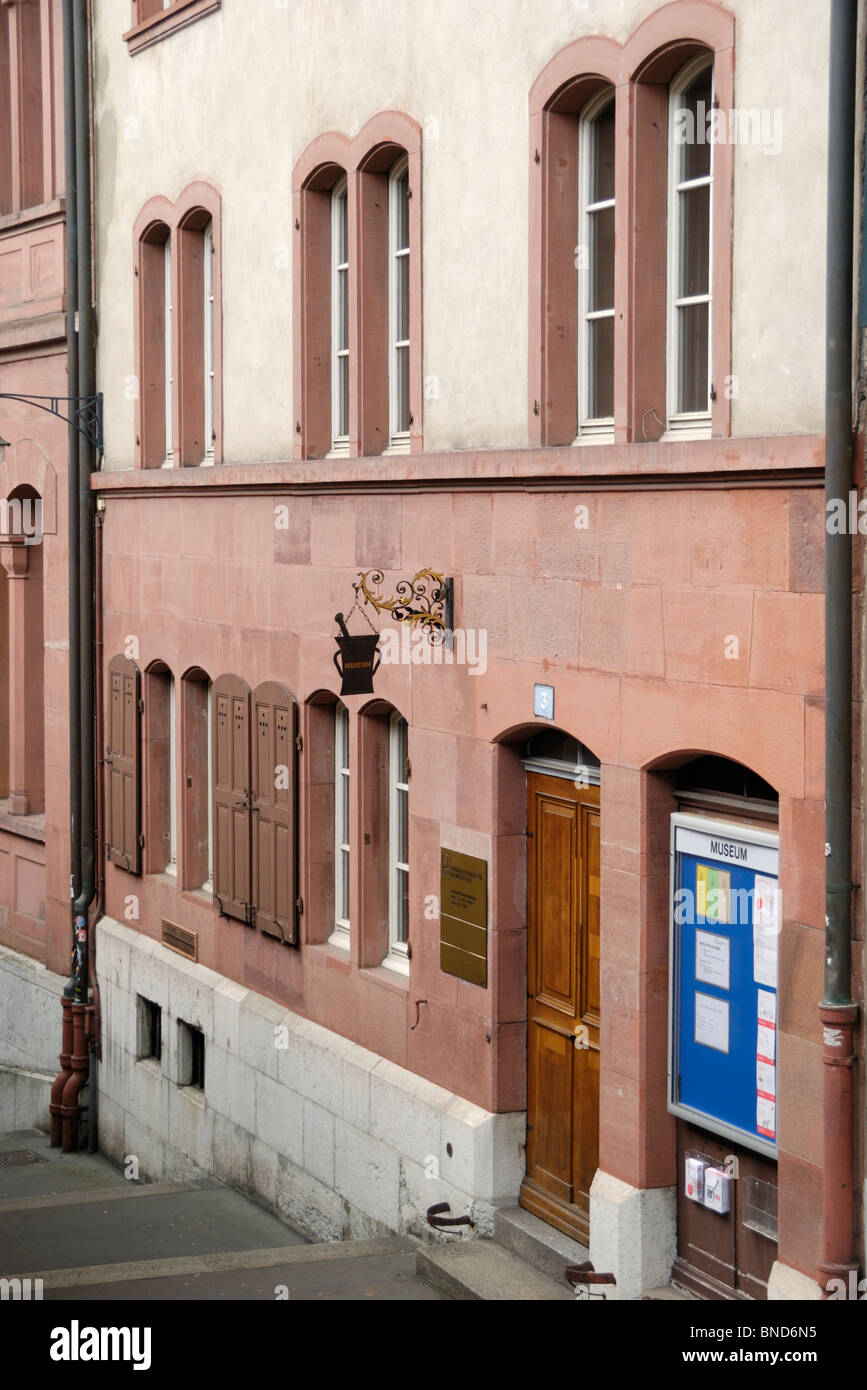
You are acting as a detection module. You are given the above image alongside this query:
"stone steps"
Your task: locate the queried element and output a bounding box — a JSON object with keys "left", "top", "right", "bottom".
{"left": 416, "top": 1238, "right": 574, "bottom": 1300}
{"left": 493, "top": 1204, "right": 590, "bottom": 1285}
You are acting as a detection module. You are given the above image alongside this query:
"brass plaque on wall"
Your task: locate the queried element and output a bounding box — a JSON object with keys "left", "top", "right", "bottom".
{"left": 440, "top": 849, "right": 488, "bottom": 987}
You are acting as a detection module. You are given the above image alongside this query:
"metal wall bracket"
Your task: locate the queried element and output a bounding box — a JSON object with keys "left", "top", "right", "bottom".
{"left": 0, "top": 392, "right": 104, "bottom": 456}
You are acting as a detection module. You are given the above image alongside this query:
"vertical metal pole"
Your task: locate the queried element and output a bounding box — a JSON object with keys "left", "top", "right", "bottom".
{"left": 819, "top": 0, "right": 859, "bottom": 1295}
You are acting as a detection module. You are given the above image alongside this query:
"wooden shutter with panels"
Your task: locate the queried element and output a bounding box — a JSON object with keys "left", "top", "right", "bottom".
{"left": 251, "top": 682, "right": 298, "bottom": 943}
{"left": 105, "top": 655, "right": 142, "bottom": 873}
{"left": 212, "top": 674, "right": 252, "bottom": 923}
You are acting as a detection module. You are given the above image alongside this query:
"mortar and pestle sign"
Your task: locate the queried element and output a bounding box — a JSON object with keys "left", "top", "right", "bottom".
{"left": 333, "top": 611, "right": 381, "bottom": 695}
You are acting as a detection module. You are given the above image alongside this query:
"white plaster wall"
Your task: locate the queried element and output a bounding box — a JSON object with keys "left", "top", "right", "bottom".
{"left": 96, "top": 917, "right": 525, "bottom": 1241}
{"left": 0, "top": 944, "right": 66, "bottom": 1129}
{"left": 93, "top": 0, "right": 830, "bottom": 468}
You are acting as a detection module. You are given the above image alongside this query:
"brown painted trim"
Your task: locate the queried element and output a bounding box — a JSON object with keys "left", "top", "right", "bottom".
{"left": 94, "top": 432, "right": 823, "bottom": 497}
{"left": 133, "top": 182, "right": 222, "bottom": 470}
{"left": 124, "top": 0, "right": 221, "bottom": 56}
{"left": 528, "top": 1, "right": 736, "bottom": 446}
{"left": 293, "top": 113, "right": 423, "bottom": 462}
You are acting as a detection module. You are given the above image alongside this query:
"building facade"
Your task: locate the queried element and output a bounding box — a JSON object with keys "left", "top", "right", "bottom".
{"left": 1, "top": 0, "right": 863, "bottom": 1302}
{"left": 0, "top": 0, "right": 73, "bottom": 1127}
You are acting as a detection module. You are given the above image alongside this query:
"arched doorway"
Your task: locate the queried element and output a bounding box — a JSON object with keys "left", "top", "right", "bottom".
{"left": 664, "top": 754, "right": 780, "bottom": 1300}
{"left": 518, "top": 728, "right": 601, "bottom": 1245}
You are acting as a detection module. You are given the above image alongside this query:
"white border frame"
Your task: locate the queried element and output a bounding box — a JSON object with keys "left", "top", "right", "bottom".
{"left": 384, "top": 711, "right": 410, "bottom": 974}
{"left": 576, "top": 86, "right": 616, "bottom": 444}
{"left": 329, "top": 177, "right": 350, "bottom": 457}
{"left": 387, "top": 156, "right": 411, "bottom": 453}
{"left": 668, "top": 812, "right": 779, "bottom": 1159}
{"left": 202, "top": 220, "right": 215, "bottom": 465}
{"left": 329, "top": 702, "right": 351, "bottom": 949}
{"left": 665, "top": 53, "right": 715, "bottom": 439}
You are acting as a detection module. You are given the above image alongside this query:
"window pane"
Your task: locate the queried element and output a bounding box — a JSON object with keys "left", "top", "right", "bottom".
{"left": 339, "top": 847, "right": 350, "bottom": 920}
{"left": 591, "top": 100, "right": 615, "bottom": 203}
{"left": 394, "top": 173, "right": 409, "bottom": 250}
{"left": 395, "top": 344, "right": 410, "bottom": 433}
{"left": 589, "top": 315, "right": 614, "bottom": 419}
{"left": 677, "top": 301, "right": 710, "bottom": 413}
{"left": 589, "top": 204, "right": 614, "bottom": 312}
{"left": 680, "top": 68, "right": 713, "bottom": 183}
{"left": 337, "top": 356, "right": 348, "bottom": 438}
{"left": 338, "top": 266, "right": 348, "bottom": 351}
{"left": 396, "top": 786, "right": 408, "bottom": 863}
{"left": 678, "top": 183, "right": 710, "bottom": 299}
{"left": 396, "top": 252, "right": 409, "bottom": 343}
{"left": 336, "top": 190, "right": 347, "bottom": 263}
{"left": 396, "top": 868, "right": 408, "bottom": 943}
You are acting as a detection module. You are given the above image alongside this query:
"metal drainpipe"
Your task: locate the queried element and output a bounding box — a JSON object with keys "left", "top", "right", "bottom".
{"left": 50, "top": 0, "right": 81, "bottom": 1149}
{"left": 61, "top": 0, "right": 96, "bottom": 1152}
{"left": 819, "top": 0, "right": 860, "bottom": 1296}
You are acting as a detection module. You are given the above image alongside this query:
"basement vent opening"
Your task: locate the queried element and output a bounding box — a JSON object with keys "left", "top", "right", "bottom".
{"left": 0, "top": 1150, "right": 46, "bottom": 1168}
{"left": 162, "top": 919, "right": 197, "bottom": 961}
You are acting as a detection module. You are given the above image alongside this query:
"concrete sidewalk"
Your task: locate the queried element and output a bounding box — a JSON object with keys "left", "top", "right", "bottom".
{"left": 0, "top": 1130, "right": 448, "bottom": 1301}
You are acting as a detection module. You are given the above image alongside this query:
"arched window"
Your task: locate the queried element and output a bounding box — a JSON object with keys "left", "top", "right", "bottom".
{"left": 388, "top": 156, "right": 411, "bottom": 449}
{"left": 386, "top": 711, "right": 409, "bottom": 969}
{"left": 578, "top": 88, "right": 616, "bottom": 438}
{"left": 137, "top": 219, "right": 173, "bottom": 468}
{"left": 331, "top": 178, "right": 350, "bottom": 454}
{"left": 331, "top": 701, "right": 350, "bottom": 945}
{"left": 668, "top": 55, "right": 714, "bottom": 433}
{"left": 135, "top": 185, "right": 221, "bottom": 469}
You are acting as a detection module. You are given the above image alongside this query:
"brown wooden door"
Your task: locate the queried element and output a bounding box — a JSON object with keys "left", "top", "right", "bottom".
{"left": 520, "top": 771, "right": 600, "bottom": 1244}
{"left": 106, "top": 654, "right": 141, "bottom": 874}
{"left": 212, "top": 674, "right": 251, "bottom": 923}
{"left": 251, "top": 681, "right": 297, "bottom": 943}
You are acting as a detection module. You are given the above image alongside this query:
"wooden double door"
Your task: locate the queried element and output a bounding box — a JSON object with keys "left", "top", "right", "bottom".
{"left": 520, "top": 772, "right": 601, "bottom": 1243}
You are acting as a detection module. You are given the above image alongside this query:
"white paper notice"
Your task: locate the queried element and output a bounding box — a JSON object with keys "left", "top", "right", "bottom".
{"left": 757, "top": 1095, "right": 776, "bottom": 1138}
{"left": 753, "top": 876, "right": 780, "bottom": 932}
{"left": 753, "top": 920, "right": 778, "bottom": 990}
{"left": 757, "top": 1023, "right": 776, "bottom": 1062}
{"left": 756, "top": 1060, "right": 776, "bottom": 1097}
{"left": 757, "top": 989, "right": 777, "bottom": 1024}
{"left": 695, "top": 930, "right": 731, "bottom": 990}
{"left": 695, "top": 992, "right": 730, "bottom": 1053}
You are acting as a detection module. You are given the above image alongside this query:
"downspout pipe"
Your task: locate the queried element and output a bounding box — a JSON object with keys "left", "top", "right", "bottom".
{"left": 50, "top": 0, "right": 80, "bottom": 1148}
{"left": 62, "top": 0, "right": 96, "bottom": 1152}
{"left": 819, "top": 0, "right": 860, "bottom": 1294}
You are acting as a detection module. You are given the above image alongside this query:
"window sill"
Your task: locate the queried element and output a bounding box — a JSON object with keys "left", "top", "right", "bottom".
{"left": 573, "top": 431, "right": 614, "bottom": 447}
{"left": 124, "top": 0, "right": 221, "bottom": 55}
{"left": 0, "top": 198, "right": 65, "bottom": 237}
{"left": 360, "top": 962, "right": 410, "bottom": 992}
{"left": 380, "top": 953, "right": 410, "bottom": 979}
{"left": 136, "top": 1055, "right": 162, "bottom": 1076}
{"left": 178, "top": 1084, "right": 206, "bottom": 1107}
{"left": 0, "top": 800, "right": 46, "bottom": 843}
{"left": 383, "top": 441, "right": 411, "bottom": 457}
{"left": 326, "top": 929, "right": 351, "bottom": 951}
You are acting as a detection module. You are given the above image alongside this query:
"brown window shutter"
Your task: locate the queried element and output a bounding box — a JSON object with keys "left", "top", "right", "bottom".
{"left": 251, "top": 682, "right": 297, "bottom": 945}
{"left": 212, "top": 674, "right": 252, "bottom": 923}
{"left": 106, "top": 655, "right": 142, "bottom": 874}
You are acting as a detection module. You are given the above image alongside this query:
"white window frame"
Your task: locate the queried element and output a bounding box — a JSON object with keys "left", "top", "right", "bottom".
{"left": 387, "top": 156, "right": 411, "bottom": 452}
{"left": 203, "top": 221, "right": 215, "bottom": 465}
{"left": 162, "top": 237, "right": 174, "bottom": 467}
{"left": 329, "top": 177, "right": 350, "bottom": 456}
{"left": 329, "top": 703, "right": 351, "bottom": 949}
{"left": 167, "top": 675, "right": 177, "bottom": 876}
{"left": 666, "top": 53, "right": 715, "bottom": 438}
{"left": 576, "top": 87, "right": 616, "bottom": 444}
{"left": 384, "top": 712, "right": 410, "bottom": 974}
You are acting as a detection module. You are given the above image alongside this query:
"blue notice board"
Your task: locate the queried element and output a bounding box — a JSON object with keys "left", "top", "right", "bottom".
{"left": 669, "top": 814, "right": 779, "bottom": 1157}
